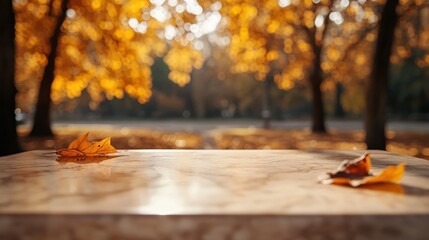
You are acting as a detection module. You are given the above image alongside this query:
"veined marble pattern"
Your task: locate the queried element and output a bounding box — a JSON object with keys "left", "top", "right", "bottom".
{"left": 0, "top": 150, "right": 428, "bottom": 214}
{"left": 0, "top": 150, "right": 428, "bottom": 239}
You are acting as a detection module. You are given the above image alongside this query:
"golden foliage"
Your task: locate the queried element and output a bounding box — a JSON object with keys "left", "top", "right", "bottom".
{"left": 164, "top": 44, "right": 204, "bottom": 86}
{"left": 13, "top": 0, "right": 427, "bottom": 113}
{"left": 15, "top": 0, "right": 225, "bottom": 109}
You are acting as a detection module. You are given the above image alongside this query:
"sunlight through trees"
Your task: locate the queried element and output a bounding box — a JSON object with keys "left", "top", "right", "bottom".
{"left": 8, "top": 0, "right": 429, "bottom": 146}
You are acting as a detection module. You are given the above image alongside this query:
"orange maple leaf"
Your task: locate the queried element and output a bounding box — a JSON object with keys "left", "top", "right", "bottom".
{"left": 319, "top": 153, "right": 405, "bottom": 187}
{"left": 56, "top": 133, "right": 117, "bottom": 157}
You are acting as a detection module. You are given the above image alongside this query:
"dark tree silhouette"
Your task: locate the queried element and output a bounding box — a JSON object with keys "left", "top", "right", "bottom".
{"left": 365, "top": 0, "right": 399, "bottom": 150}
{"left": 301, "top": 4, "right": 333, "bottom": 133}
{"left": 30, "top": 0, "right": 69, "bottom": 136}
{"left": 334, "top": 83, "right": 345, "bottom": 118}
{"left": 308, "top": 50, "right": 327, "bottom": 133}
{"left": 261, "top": 71, "right": 274, "bottom": 129}
{"left": 0, "top": 0, "right": 22, "bottom": 156}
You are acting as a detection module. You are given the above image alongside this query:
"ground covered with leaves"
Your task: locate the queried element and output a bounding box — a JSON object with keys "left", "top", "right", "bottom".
{"left": 18, "top": 127, "right": 429, "bottom": 160}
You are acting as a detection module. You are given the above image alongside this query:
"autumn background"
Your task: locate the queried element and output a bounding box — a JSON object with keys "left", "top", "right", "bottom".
{"left": 1, "top": 0, "right": 428, "bottom": 159}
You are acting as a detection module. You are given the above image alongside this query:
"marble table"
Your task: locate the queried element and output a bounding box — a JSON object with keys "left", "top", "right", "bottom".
{"left": 0, "top": 150, "right": 428, "bottom": 239}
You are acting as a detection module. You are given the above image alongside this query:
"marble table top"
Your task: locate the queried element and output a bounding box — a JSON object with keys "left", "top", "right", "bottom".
{"left": 1, "top": 150, "right": 428, "bottom": 239}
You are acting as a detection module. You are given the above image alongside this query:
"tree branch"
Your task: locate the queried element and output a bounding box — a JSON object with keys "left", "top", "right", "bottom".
{"left": 48, "top": 0, "right": 55, "bottom": 16}
{"left": 338, "top": 21, "right": 380, "bottom": 64}
{"left": 320, "top": 0, "right": 335, "bottom": 46}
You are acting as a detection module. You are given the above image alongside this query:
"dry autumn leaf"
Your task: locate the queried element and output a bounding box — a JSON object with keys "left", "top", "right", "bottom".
{"left": 319, "top": 153, "right": 405, "bottom": 187}
{"left": 56, "top": 133, "right": 117, "bottom": 157}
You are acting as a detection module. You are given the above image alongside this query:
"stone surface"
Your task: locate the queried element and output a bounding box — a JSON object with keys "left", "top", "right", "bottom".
{"left": 0, "top": 150, "right": 428, "bottom": 239}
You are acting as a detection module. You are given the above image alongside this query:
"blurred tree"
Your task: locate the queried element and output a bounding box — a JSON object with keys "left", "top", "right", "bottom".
{"left": 50, "top": 0, "right": 164, "bottom": 107}
{"left": 389, "top": 2, "right": 429, "bottom": 118}
{"left": 149, "top": 57, "right": 174, "bottom": 118}
{"left": 30, "top": 0, "right": 69, "bottom": 136}
{"left": 14, "top": 0, "right": 428, "bottom": 133}
{"left": 333, "top": 83, "right": 345, "bottom": 118}
{"left": 365, "top": 0, "right": 399, "bottom": 150}
{"left": 328, "top": 17, "right": 381, "bottom": 118}
{"left": 220, "top": 0, "right": 380, "bottom": 132}
{"left": 292, "top": 0, "right": 385, "bottom": 131}
{"left": 295, "top": 0, "right": 334, "bottom": 132}
{"left": 132, "top": 1, "right": 226, "bottom": 116}
{"left": 220, "top": 1, "right": 292, "bottom": 128}
{"left": 16, "top": 0, "right": 212, "bottom": 132}
{"left": 0, "top": 0, "right": 22, "bottom": 156}
{"left": 15, "top": 0, "right": 165, "bottom": 135}
{"left": 390, "top": 48, "right": 429, "bottom": 116}
{"left": 14, "top": 0, "right": 56, "bottom": 114}
{"left": 190, "top": 62, "right": 209, "bottom": 118}
{"left": 365, "top": 0, "right": 429, "bottom": 149}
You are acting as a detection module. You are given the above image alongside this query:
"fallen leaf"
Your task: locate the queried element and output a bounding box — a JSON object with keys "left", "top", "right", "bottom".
{"left": 81, "top": 137, "right": 117, "bottom": 156}
{"left": 357, "top": 183, "right": 404, "bottom": 195}
{"left": 56, "top": 133, "right": 117, "bottom": 157}
{"left": 56, "top": 149, "right": 86, "bottom": 157}
{"left": 68, "top": 132, "right": 92, "bottom": 150}
{"left": 319, "top": 153, "right": 405, "bottom": 187}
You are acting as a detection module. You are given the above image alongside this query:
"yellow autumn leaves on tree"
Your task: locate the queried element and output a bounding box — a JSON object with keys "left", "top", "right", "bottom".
{"left": 14, "top": 0, "right": 208, "bottom": 110}
{"left": 13, "top": 0, "right": 428, "bottom": 115}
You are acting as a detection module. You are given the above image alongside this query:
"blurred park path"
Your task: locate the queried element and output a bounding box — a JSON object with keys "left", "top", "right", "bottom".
{"left": 18, "top": 119, "right": 429, "bottom": 160}
{"left": 45, "top": 119, "right": 429, "bottom": 132}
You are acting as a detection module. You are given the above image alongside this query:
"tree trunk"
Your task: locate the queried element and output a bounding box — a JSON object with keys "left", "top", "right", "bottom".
{"left": 303, "top": 10, "right": 331, "bottom": 134}
{"left": 334, "top": 83, "right": 345, "bottom": 118}
{"left": 305, "top": 28, "right": 327, "bottom": 133}
{"left": 310, "top": 58, "right": 326, "bottom": 133}
{"left": 0, "top": 0, "right": 22, "bottom": 156}
{"left": 365, "top": 0, "right": 399, "bottom": 150}
{"left": 262, "top": 72, "right": 273, "bottom": 129}
{"left": 310, "top": 77, "right": 326, "bottom": 133}
{"left": 30, "top": 0, "right": 69, "bottom": 137}
{"left": 182, "top": 79, "right": 196, "bottom": 118}
{"left": 191, "top": 67, "right": 207, "bottom": 118}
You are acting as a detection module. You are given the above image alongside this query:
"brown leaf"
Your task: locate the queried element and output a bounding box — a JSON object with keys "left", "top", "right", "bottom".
{"left": 328, "top": 153, "right": 372, "bottom": 180}
{"left": 319, "top": 153, "right": 405, "bottom": 187}
{"left": 56, "top": 133, "right": 117, "bottom": 158}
